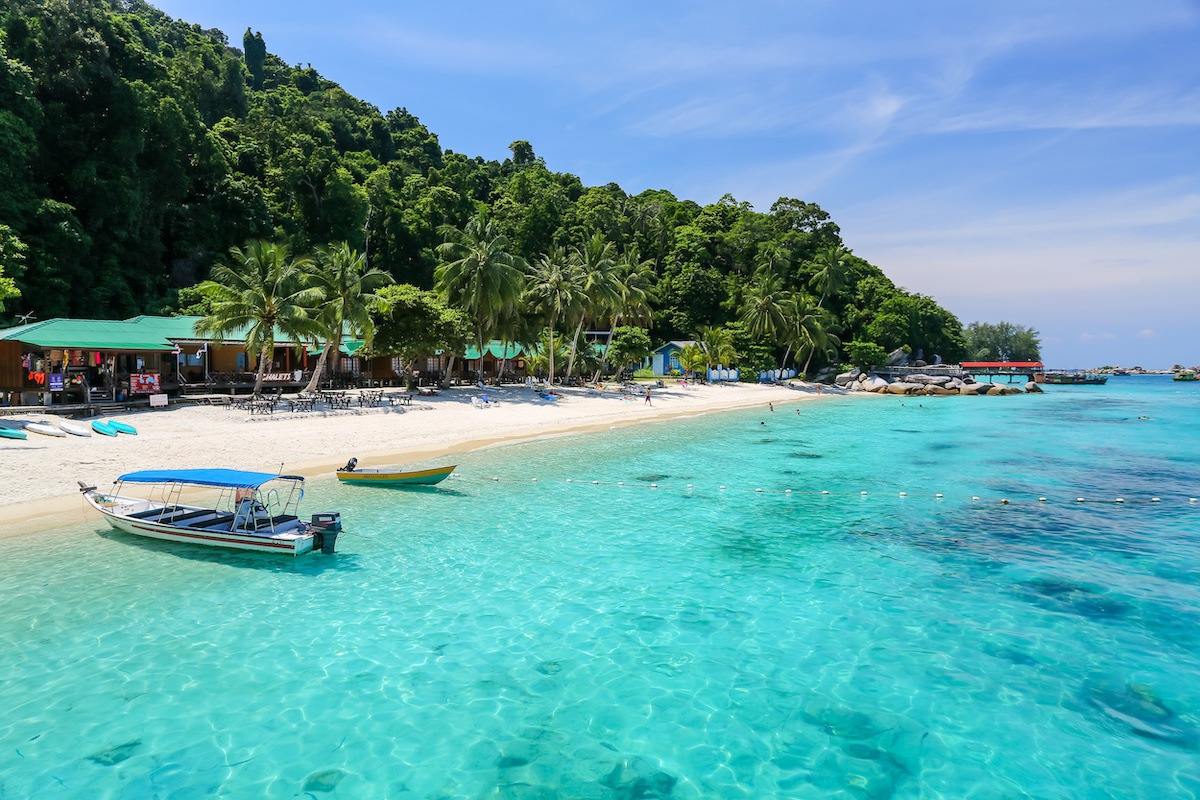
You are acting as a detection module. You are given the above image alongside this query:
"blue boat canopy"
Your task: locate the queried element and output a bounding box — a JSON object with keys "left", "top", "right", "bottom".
{"left": 117, "top": 469, "right": 304, "bottom": 488}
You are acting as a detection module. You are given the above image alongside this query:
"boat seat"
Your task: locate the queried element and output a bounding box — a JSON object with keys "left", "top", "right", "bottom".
{"left": 128, "top": 506, "right": 176, "bottom": 519}
{"left": 196, "top": 513, "right": 236, "bottom": 531}
{"left": 164, "top": 509, "right": 216, "bottom": 524}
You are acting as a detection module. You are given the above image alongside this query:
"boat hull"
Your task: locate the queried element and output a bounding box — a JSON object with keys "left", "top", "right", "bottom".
{"left": 60, "top": 420, "right": 92, "bottom": 437}
{"left": 1036, "top": 373, "right": 1108, "bottom": 385}
{"left": 336, "top": 464, "right": 456, "bottom": 486}
{"left": 85, "top": 493, "right": 316, "bottom": 555}
{"left": 0, "top": 428, "right": 27, "bottom": 440}
{"left": 26, "top": 422, "right": 67, "bottom": 437}
{"left": 92, "top": 420, "right": 118, "bottom": 436}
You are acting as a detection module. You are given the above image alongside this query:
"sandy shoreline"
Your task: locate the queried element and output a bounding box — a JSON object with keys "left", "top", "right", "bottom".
{"left": 0, "top": 381, "right": 836, "bottom": 537}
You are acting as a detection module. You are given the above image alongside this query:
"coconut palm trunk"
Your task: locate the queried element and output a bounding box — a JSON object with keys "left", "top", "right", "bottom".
{"left": 304, "top": 340, "right": 335, "bottom": 393}
{"left": 253, "top": 341, "right": 272, "bottom": 396}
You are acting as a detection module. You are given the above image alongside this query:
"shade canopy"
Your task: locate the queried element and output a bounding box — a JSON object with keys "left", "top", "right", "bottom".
{"left": 960, "top": 361, "right": 1044, "bottom": 368}
{"left": 117, "top": 469, "right": 304, "bottom": 488}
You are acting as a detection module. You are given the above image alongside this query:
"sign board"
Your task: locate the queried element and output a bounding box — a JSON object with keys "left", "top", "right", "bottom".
{"left": 130, "top": 373, "right": 161, "bottom": 394}
{"left": 149, "top": 393, "right": 168, "bottom": 408}
{"left": 263, "top": 372, "right": 300, "bottom": 382}
{"left": 48, "top": 373, "right": 64, "bottom": 391}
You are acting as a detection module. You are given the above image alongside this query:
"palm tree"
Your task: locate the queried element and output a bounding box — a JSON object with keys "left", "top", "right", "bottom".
{"left": 564, "top": 233, "right": 618, "bottom": 379}
{"left": 301, "top": 242, "right": 394, "bottom": 394}
{"left": 810, "top": 244, "right": 850, "bottom": 309}
{"left": 524, "top": 244, "right": 579, "bottom": 385}
{"left": 740, "top": 270, "right": 791, "bottom": 345}
{"left": 792, "top": 295, "right": 839, "bottom": 378}
{"left": 697, "top": 325, "right": 737, "bottom": 373}
{"left": 678, "top": 343, "right": 707, "bottom": 381}
{"left": 435, "top": 213, "right": 528, "bottom": 382}
{"left": 195, "top": 240, "right": 320, "bottom": 396}
{"left": 594, "top": 247, "right": 653, "bottom": 381}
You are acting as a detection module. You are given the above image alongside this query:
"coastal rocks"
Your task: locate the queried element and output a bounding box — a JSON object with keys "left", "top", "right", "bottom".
{"left": 1025, "top": 381, "right": 1043, "bottom": 393}
{"left": 886, "top": 382, "right": 924, "bottom": 395}
{"left": 835, "top": 368, "right": 862, "bottom": 387}
{"left": 860, "top": 376, "right": 890, "bottom": 393}
{"left": 886, "top": 348, "right": 909, "bottom": 366}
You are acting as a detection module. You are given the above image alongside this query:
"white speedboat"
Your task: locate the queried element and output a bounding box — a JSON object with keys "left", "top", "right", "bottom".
{"left": 79, "top": 469, "right": 342, "bottom": 555}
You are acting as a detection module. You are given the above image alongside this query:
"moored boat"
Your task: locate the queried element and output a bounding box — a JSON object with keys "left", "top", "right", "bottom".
{"left": 79, "top": 469, "right": 342, "bottom": 555}
{"left": 336, "top": 458, "right": 456, "bottom": 487}
{"left": 1034, "top": 371, "right": 1108, "bottom": 385}
{"left": 1174, "top": 370, "right": 1197, "bottom": 382}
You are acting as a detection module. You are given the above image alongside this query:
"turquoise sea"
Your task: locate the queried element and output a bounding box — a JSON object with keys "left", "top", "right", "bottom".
{"left": 2, "top": 376, "right": 1199, "bottom": 799}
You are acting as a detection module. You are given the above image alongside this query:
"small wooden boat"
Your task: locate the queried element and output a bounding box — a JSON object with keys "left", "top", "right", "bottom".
{"left": 60, "top": 420, "right": 93, "bottom": 437}
{"left": 335, "top": 458, "right": 456, "bottom": 487}
{"left": 1174, "top": 370, "right": 1197, "bottom": 382}
{"left": 26, "top": 422, "right": 67, "bottom": 437}
{"left": 92, "top": 420, "right": 118, "bottom": 436}
{"left": 0, "top": 427, "right": 27, "bottom": 440}
{"left": 79, "top": 469, "right": 343, "bottom": 555}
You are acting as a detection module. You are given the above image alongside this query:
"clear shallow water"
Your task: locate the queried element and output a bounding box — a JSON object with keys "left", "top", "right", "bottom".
{"left": 2, "top": 376, "right": 1199, "bottom": 798}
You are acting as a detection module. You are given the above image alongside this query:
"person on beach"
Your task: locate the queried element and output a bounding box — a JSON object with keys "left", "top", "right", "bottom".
{"left": 769, "top": 402, "right": 774, "bottom": 412}
{"left": 816, "top": 384, "right": 822, "bottom": 395}
{"left": 644, "top": 387, "right": 652, "bottom": 405}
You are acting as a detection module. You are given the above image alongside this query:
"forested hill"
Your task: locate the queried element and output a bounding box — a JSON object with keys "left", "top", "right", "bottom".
{"left": 0, "top": 0, "right": 967, "bottom": 365}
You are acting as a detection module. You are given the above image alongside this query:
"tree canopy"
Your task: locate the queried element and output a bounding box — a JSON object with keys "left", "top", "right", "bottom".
{"left": 0, "top": 0, "right": 971, "bottom": 376}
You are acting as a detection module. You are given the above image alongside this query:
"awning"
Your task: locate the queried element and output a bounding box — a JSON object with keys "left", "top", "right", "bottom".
{"left": 117, "top": 469, "right": 304, "bottom": 488}
{"left": 0, "top": 318, "right": 175, "bottom": 351}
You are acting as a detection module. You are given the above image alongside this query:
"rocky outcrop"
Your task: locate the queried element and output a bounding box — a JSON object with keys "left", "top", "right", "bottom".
{"left": 1025, "top": 381, "right": 1043, "bottom": 393}
{"left": 835, "top": 368, "right": 861, "bottom": 387}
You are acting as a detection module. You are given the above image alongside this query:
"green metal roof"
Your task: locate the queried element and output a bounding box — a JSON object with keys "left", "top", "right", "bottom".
{"left": 464, "top": 342, "right": 527, "bottom": 361}
{"left": 0, "top": 318, "right": 175, "bottom": 351}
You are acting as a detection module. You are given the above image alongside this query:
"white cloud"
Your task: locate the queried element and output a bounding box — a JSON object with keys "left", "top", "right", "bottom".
{"left": 1137, "top": 329, "right": 1157, "bottom": 338}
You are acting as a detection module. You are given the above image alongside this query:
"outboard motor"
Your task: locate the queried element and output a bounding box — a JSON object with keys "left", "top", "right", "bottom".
{"left": 311, "top": 512, "right": 342, "bottom": 554}
{"left": 339, "top": 457, "right": 358, "bottom": 473}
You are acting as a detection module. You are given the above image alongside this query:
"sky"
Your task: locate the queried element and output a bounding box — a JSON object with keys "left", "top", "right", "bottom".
{"left": 153, "top": 0, "right": 1200, "bottom": 368}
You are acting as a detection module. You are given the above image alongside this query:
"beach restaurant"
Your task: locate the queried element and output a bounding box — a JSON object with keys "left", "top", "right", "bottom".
{"left": 0, "top": 315, "right": 327, "bottom": 407}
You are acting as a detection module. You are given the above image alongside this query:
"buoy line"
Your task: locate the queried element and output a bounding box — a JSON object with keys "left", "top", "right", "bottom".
{"left": 444, "top": 474, "right": 1192, "bottom": 507}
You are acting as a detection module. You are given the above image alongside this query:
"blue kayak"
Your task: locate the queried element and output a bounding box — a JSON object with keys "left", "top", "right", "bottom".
{"left": 108, "top": 420, "right": 138, "bottom": 435}
{"left": 92, "top": 420, "right": 118, "bottom": 437}
{"left": 0, "top": 427, "right": 27, "bottom": 440}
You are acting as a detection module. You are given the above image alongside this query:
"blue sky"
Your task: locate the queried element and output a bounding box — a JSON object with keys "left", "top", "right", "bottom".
{"left": 156, "top": 0, "right": 1200, "bottom": 368}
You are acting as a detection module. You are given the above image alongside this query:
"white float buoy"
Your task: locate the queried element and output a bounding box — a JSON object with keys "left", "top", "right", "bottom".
{"left": 1001, "top": 499, "right": 1009, "bottom": 505}
{"left": 971, "top": 496, "right": 980, "bottom": 501}
{"left": 935, "top": 493, "right": 943, "bottom": 498}
{"left": 687, "top": 484, "right": 694, "bottom": 489}
{"left": 592, "top": 480, "right": 599, "bottom": 485}
{"left": 1076, "top": 497, "right": 1085, "bottom": 502}
{"left": 861, "top": 491, "right": 868, "bottom": 496}
{"left": 719, "top": 485, "right": 727, "bottom": 490}
{"left": 1039, "top": 497, "right": 1047, "bottom": 502}
{"left": 650, "top": 483, "right": 657, "bottom": 489}
{"left": 616, "top": 481, "right": 624, "bottom": 486}
{"left": 899, "top": 492, "right": 907, "bottom": 497}
{"left": 1115, "top": 498, "right": 1124, "bottom": 503}
{"left": 785, "top": 489, "right": 792, "bottom": 494}
{"left": 1191, "top": 498, "right": 1197, "bottom": 504}
{"left": 566, "top": 478, "right": 573, "bottom": 483}
{"left": 1151, "top": 497, "right": 1160, "bottom": 502}
{"left": 821, "top": 490, "right": 829, "bottom": 495}
{"left": 531, "top": 478, "right": 538, "bottom": 482}
{"left": 755, "top": 488, "right": 764, "bottom": 493}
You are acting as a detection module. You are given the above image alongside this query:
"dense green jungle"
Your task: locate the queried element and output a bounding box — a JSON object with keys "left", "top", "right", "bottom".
{"left": 0, "top": 0, "right": 1003, "bottom": 373}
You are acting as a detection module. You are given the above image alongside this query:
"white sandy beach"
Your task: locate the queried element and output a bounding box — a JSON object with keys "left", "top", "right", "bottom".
{"left": 0, "top": 381, "right": 832, "bottom": 535}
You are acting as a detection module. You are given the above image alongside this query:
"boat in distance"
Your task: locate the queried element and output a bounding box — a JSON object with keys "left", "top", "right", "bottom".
{"left": 336, "top": 458, "right": 456, "bottom": 487}
{"left": 79, "top": 468, "right": 342, "bottom": 555}
{"left": 1034, "top": 371, "right": 1108, "bottom": 385}
{"left": 1174, "top": 370, "right": 1198, "bottom": 382}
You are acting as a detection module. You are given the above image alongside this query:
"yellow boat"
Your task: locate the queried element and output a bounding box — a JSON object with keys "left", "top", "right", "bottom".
{"left": 335, "top": 458, "right": 456, "bottom": 487}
